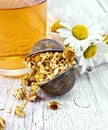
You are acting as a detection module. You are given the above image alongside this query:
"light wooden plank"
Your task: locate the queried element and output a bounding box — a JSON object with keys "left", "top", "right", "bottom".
{"left": 97, "top": 0, "right": 108, "bottom": 12}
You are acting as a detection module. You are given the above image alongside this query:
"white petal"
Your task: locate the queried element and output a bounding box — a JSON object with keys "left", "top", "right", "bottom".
{"left": 60, "top": 22, "right": 72, "bottom": 30}
{"left": 76, "top": 50, "right": 82, "bottom": 56}
{"left": 81, "top": 66, "right": 86, "bottom": 74}
{"left": 69, "top": 40, "right": 76, "bottom": 48}
{"left": 57, "top": 28, "right": 71, "bottom": 38}
{"left": 70, "top": 40, "right": 79, "bottom": 50}
{"left": 79, "top": 55, "right": 85, "bottom": 65}
{"left": 63, "top": 14, "right": 78, "bottom": 26}
{"left": 94, "top": 53, "right": 104, "bottom": 64}
{"left": 81, "top": 41, "right": 91, "bottom": 51}
{"left": 64, "top": 36, "right": 74, "bottom": 44}
{"left": 88, "top": 59, "right": 95, "bottom": 67}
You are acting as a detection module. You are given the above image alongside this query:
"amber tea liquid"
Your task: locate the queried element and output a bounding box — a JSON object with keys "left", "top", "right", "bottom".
{"left": 0, "top": 0, "right": 46, "bottom": 76}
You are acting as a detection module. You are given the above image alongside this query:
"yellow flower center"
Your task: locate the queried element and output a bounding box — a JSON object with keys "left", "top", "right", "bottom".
{"left": 103, "top": 35, "right": 108, "bottom": 45}
{"left": 83, "top": 44, "right": 97, "bottom": 59}
{"left": 51, "top": 20, "right": 64, "bottom": 32}
{"left": 72, "top": 24, "right": 88, "bottom": 40}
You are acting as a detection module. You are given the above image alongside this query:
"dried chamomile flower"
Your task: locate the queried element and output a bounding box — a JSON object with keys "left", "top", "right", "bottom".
{"left": 31, "top": 82, "right": 39, "bottom": 93}
{"left": 20, "top": 73, "right": 36, "bottom": 87}
{"left": 47, "top": 101, "right": 61, "bottom": 110}
{"left": 0, "top": 117, "right": 6, "bottom": 130}
{"left": 25, "top": 57, "right": 31, "bottom": 64}
{"left": 20, "top": 74, "right": 31, "bottom": 86}
{"left": 27, "top": 93, "right": 37, "bottom": 102}
{"left": 35, "top": 73, "right": 45, "bottom": 82}
{"left": 15, "top": 101, "right": 27, "bottom": 117}
{"left": 34, "top": 55, "right": 41, "bottom": 62}
{"left": 15, "top": 106, "right": 25, "bottom": 117}
{"left": 64, "top": 46, "right": 76, "bottom": 61}
{"left": 13, "top": 87, "right": 27, "bottom": 100}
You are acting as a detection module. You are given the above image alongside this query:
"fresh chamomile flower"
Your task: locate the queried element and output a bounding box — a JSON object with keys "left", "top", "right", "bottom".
{"left": 47, "top": 8, "right": 65, "bottom": 43}
{"left": 98, "top": 13, "right": 108, "bottom": 62}
{"left": 57, "top": 11, "right": 103, "bottom": 55}
{"left": 79, "top": 43, "right": 108, "bottom": 74}
{"left": 103, "top": 35, "right": 108, "bottom": 45}
{"left": 47, "top": 8, "right": 65, "bottom": 33}
{"left": 98, "top": 13, "right": 108, "bottom": 45}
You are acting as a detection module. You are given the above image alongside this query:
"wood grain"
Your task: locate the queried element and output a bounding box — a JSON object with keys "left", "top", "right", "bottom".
{"left": 0, "top": 0, "right": 108, "bottom": 130}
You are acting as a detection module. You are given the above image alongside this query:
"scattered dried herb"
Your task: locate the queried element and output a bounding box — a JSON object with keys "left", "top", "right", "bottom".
{"left": 27, "top": 93, "right": 37, "bottom": 102}
{"left": 47, "top": 101, "right": 61, "bottom": 110}
{"left": 0, "top": 117, "right": 6, "bottom": 130}
{"left": 13, "top": 87, "right": 27, "bottom": 100}
{"left": 15, "top": 101, "right": 27, "bottom": 117}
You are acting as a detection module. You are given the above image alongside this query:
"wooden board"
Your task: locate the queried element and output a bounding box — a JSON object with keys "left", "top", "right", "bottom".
{"left": 0, "top": 0, "right": 108, "bottom": 130}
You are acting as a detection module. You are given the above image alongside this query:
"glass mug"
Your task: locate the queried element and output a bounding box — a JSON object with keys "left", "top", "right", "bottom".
{"left": 0, "top": 0, "right": 47, "bottom": 76}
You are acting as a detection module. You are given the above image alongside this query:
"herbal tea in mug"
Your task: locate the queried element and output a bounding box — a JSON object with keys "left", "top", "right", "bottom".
{"left": 0, "top": 0, "right": 47, "bottom": 76}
